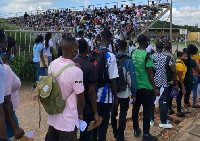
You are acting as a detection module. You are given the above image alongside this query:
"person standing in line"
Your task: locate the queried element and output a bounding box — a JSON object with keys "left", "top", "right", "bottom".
{"left": 44, "top": 32, "right": 55, "bottom": 75}
{"left": 183, "top": 46, "right": 199, "bottom": 114}
{"left": 45, "top": 37, "right": 85, "bottom": 141}
{"left": 92, "top": 30, "right": 119, "bottom": 141}
{"left": 2, "top": 37, "right": 25, "bottom": 139}
{"left": 175, "top": 52, "right": 188, "bottom": 117}
{"left": 151, "top": 41, "right": 178, "bottom": 129}
{"left": 188, "top": 45, "right": 200, "bottom": 108}
{"left": 163, "top": 42, "right": 176, "bottom": 115}
{"left": 0, "top": 29, "right": 8, "bottom": 140}
{"left": 131, "top": 34, "right": 159, "bottom": 141}
{"left": 33, "top": 35, "right": 46, "bottom": 88}
{"left": 73, "top": 39, "right": 100, "bottom": 141}
{"left": 111, "top": 40, "right": 137, "bottom": 141}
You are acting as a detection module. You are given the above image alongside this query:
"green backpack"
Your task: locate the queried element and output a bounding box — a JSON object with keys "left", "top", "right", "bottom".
{"left": 35, "top": 63, "right": 74, "bottom": 115}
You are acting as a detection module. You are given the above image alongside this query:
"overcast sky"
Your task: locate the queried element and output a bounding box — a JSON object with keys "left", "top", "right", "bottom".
{"left": 0, "top": 0, "right": 199, "bottom": 27}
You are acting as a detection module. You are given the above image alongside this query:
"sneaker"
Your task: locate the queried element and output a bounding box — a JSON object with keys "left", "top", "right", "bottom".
{"left": 150, "top": 120, "right": 154, "bottom": 126}
{"left": 176, "top": 112, "right": 185, "bottom": 117}
{"left": 159, "top": 122, "right": 173, "bottom": 128}
{"left": 143, "top": 134, "right": 158, "bottom": 141}
{"left": 192, "top": 105, "right": 200, "bottom": 108}
{"left": 134, "top": 128, "right": 141, "bottom": 137}
{"left": 183, "top": 109, "right": 191, "bottom": 114}
{"left": 168, "top": 109, "right": 175, "bottom": 115}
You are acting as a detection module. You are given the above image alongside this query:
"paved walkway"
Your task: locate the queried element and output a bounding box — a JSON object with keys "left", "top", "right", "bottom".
{"left": 168, "top": 113, "right": 200, "bottom": 141}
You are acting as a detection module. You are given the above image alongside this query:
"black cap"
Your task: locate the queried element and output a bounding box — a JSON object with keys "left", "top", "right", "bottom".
{"left": 137, "top": 34, "right": 148, "bottom": 44}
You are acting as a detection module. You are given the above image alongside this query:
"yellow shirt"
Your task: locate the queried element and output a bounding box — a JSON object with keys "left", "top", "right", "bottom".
{"left": 176, "top": 59, "right": 187, "bottom": 81}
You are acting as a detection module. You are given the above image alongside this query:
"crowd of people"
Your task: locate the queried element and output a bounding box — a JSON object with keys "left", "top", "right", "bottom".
{"left": 1, "top": 25, "right": 200, "bottom": 141}
{"left": 7, "top": 2, "right": 170, "bottom": 41}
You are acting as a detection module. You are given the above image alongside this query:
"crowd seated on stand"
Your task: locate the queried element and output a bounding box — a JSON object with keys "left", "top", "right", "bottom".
{"left": 6, "top": 1, "right": 170, "bottom": 41}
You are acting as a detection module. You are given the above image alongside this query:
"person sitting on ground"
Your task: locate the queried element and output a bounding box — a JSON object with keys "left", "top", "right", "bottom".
{"left": 2, "top": 37, "right": 25, "bottom": 140}
{"left": 0, "top": 29, "right": 8, "bottom": 140}
{"left": 73, "top": 39, "right": 100, "bottom": 141}
{"left": 45, "top": 37, "right": 85, "bottom": 141}
{"left": 111, "top": 40, "right": 137, "bottom": 141}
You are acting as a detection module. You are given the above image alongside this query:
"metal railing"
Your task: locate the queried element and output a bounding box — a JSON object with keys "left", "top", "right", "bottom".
{"left": 4, "top": 30, "right": 75, "bottom": 56}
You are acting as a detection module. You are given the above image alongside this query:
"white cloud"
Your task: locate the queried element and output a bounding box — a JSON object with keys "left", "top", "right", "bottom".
{"left": 83, "top": 0, "right": 90, "bottom": 6}
{"left": 160, "top": 6, "right": 200, "bottom": 27}
{"left": 0, "top": 0, "right": 58, "bottom": 16}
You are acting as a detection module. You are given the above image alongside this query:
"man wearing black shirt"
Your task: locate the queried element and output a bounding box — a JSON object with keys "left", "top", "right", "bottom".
{"left": 73, "top": 39, "right": 100, "bottom": 141}
{"left": 24, "top": 12, "right": 29, "bottom": 24}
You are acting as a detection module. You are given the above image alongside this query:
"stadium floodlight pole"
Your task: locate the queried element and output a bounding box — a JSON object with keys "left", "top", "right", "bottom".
{"left": 170, "top": 0, "right": 172, "bottom": 43}
{"left": 79, "top": 6, "right": 84, "bottom": 10}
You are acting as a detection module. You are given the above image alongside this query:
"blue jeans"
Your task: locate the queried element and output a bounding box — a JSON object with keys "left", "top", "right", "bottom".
{"left": 35, "top": 62, "right": 45, "bottom": 82}
{"left": 192, "top": 75, "right": 199, "bottom": 106}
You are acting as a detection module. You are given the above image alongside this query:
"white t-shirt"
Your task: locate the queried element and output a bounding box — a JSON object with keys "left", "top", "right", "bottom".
{"left": 129, "top": 45, "right": 136, "bottom": 57}
{"left": 146, "top": 44, "right": 153, "bottom": 53}
{"left": 120, "top": 7, "right": 125, "bottom": 12}
{"left": 88, "top": 39, "right": 94, "bottom": 51}
{"left": 0, "top": 59, "right": 6, "bottom": 104}
{"left": 108, "top": 44, "right": 113, "bottom": 53}
{"left": 44, "top": 40, "right": 54, "bottom": 57}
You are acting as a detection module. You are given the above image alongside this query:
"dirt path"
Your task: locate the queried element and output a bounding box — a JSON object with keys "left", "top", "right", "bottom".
{"left": 16, "top": 85, "right": 200, "bottom": 141}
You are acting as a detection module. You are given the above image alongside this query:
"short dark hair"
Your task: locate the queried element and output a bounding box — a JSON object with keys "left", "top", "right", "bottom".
{"left": 164, "top": 42, "right": 172, "bottom": 50}
{"left": 188, "top": 44, "right": 198, "bottom": 55}
{"left": 177, "top": 51, "right": 187, "bottom": 58}
{"left": 77, "top": 39, "right": 88, "bottom": 54}
{"left": 101, "top": 30, "right": 112, "bottom": 40}
{"left": 78, "top": 30, "right": 84, "bottom": 36}
{"left": 7, "top": 37, "right": 16, "bottom": 53}
{"left": 118, "top": 40, "right": 127, "bottom": 50}
{"left": 35, "top": 35, "right": 43, "bottom": 43}
{"left": 156, "top": 41, "right": 164, "bottom": 49}
{"left": 0, "top": 29, "right": 6, "bottom": 43}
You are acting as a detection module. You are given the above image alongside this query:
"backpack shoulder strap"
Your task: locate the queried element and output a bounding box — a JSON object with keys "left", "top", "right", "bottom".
{"left": 145, "top": 53, "right": 151, "bottom": 67}
{"left": 54, "top": 64, "right": 74, "bottom": 77}
{"left": 176, "top": 61, "right": 183, "bottom": 64}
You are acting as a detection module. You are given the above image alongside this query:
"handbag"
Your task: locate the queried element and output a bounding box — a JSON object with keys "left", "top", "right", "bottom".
{"left": 170, "top": 86, "right": 180, "bottom": 98}
{"left": 39, "top": 54, "right": 48, "bottom": 68}
{"left": 28, "top": 54, "right": 34, "bottom": 64}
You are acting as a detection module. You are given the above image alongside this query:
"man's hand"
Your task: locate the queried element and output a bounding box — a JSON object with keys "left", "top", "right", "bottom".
{"left": 94, "top": 113, "right": 100, "bottom": 126}
{"left": 154, "top": 88, "right": 160, "bottom": 96}
{"left": 79, "top": 114, "right": 83, "bottom": 120}
{"left": 131, "top": 97, "right": 136, "bottom": 104}
{"left": 13, "top": 127, "right": 24, "bottom": 140}
{"left": 43, "top": 64, "right": 48, "bottom": 68}
{"left": 174, "top": 84, "right": 179, "bottom": 90}
{"left": 114, "top": 97, "right": 118, "bottom": 108}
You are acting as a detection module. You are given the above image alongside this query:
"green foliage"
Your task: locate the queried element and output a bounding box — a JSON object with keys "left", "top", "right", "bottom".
{"left": 0, "top": 22, "right": 36, "bottom": 82}
{"left": 153, "top": 20, "right": 200, "bottom": 32}
{"left": 9, "top": 54, "right": 36, "bottom": 81}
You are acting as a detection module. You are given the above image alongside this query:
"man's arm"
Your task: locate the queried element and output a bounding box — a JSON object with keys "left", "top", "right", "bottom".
{"left": 88, "top": 85, "right": 100, "bottom": 123}
{"left": 3, "top": 95, "right": 24, "bottom": 139}
{"left": 0, "top": 104, "right": 7, "bottom": 139}
{"left": 77, "top": 92, "right": 85, "bottom": 120}
{"left": 110, "top": 78, "right": 118, "bottom": 108}
{"left": 177, "top": 71, "right": 186, "bottom": 95}
{"left": 146, "top": 67, "right": 159, "bottom": 96}
{"left": 169, "top": 65, "right": 178, "bottom": 88}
